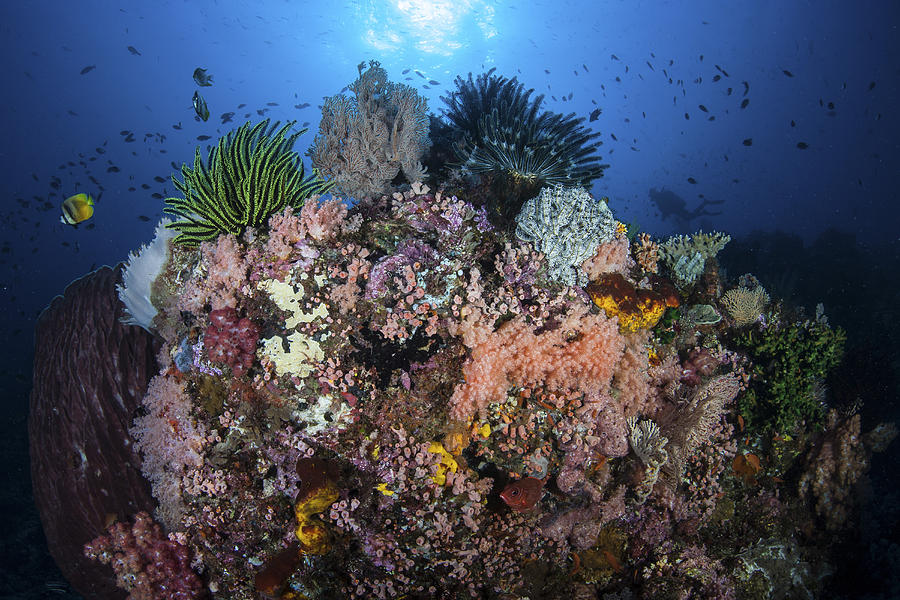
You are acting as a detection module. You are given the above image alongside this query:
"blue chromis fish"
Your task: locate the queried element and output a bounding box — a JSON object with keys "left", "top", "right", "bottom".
{"left": 192, "top": 67, "right": 213, "bottom": 86}
{"left": 60, "top": 193, "right": 94, "bottom": 226}
{"left": 192, "top": 91, "right": 210, "bottom": 122}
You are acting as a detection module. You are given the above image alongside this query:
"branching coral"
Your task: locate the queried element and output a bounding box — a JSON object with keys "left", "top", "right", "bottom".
{"left": 164, "top": 119, "right": 332, "bottom": 246}
{"left": 659, "top": 230, "right": 731, "bottom": 287}
{"left": 308, "top": 60, "right": 430, "bottom": 198}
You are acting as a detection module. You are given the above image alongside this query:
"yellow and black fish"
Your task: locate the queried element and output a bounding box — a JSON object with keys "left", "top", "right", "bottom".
{"left": 60, "top": 193, "right": 94, "bottom": 226}
{"left": 193, "top": 67, "right": 213, "bottom": 86}
{"left": 192, "top": 91, "right": 210, "bottom": 122}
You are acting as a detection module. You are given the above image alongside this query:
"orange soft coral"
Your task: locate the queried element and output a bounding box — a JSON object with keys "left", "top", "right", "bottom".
{"left": 449, "top": 301, "right": 624, "bottom": 421}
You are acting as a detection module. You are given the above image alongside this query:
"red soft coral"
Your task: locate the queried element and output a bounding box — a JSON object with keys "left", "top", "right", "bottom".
{"left": 204, "top": 307, "right": 259, "bottom": 376}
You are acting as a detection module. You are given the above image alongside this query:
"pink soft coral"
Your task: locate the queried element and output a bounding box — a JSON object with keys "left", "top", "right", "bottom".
{"left": 177, "top": 234, "right": 248, "bottom": 313}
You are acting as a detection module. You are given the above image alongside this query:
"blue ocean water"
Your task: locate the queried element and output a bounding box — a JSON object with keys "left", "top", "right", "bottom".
{"left": 1, "top": 1, "right": 898, "bottom": 598}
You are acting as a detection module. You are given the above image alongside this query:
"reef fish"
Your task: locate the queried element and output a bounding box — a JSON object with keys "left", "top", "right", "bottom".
{"left": 60, "top": 192, "right": 94, "bottom": 226}
{"left": 500, "top": 476, "right": 545, "bottom": 511}
{"left": 193, "top": 67, "right": 214, "bottom": 86}
{"left": 192, "top": 91, "right": 210, "bottom": 121}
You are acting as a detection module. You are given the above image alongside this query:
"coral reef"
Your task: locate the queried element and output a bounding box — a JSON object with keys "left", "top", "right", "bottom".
{"left": 67, "top": 109, "right": 892, "bottom": 600}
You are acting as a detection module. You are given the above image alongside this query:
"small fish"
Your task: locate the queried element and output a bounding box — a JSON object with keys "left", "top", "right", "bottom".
{"left": 687, "top": 177, "right": 697, "bottom": 184}
{"left": 500, "top": 477, "right": 545, "bottom": 511}
{"left": 796, "top": 142, "right": 808, "bottom": 149}
{"left": 646, "top": 60, "right": 654, "bottom": 71}
{"left": 220, "top": 111, "right": 235, "bottom": 123}
{"left": 790, "top": 120, "right": 796, "bottom": 127}
{"left": 172, "top": 122, "right": 182, "bottom": 130}
{"left": 698, "top": 104, "right": 708, "bottom": 112}
{"left": 589, "top": 108, "right": 602, "bottom": 122}
{"left": 684, "top": 112, "right": 690, "bottom": 120}
{"left": 712, "top": 74, "right": 721, "bottom": 82}
{"left": 742, "top": 138, "right": 753, "bottom": 146}
{"left": 60, "top": 193, "right": 94, "bottom": 226}
{"left": 119, "top": 130, "right": 130, "bottom": 135}
{"left": 151, "top": 192, "right": 164, "bottom": 198}
{"left": 868, "top": 81, "right": 876, "bottom": 91}
{"left": 401, "top": 68, "right": 410, "bottom": 74}
{"left": 138, "top": 215, "right": 151, "bottom": 222}
{"left": 567, "top": 92, "right": 573, "bottom": 100}
{"left": 742, "top": 81, "right": 750, "bottom": 96}
{"left": 193, "top": 67, "right": 213, "bottom": 86}
{"left": 127, "top": 45, "right": 141, "bottom": 55}
{"left": 610, "top": 54, "right": 620, "bottom": 60}
{"left": 582, "top": 63, "right": 589, "bottom": 72}
{"left": 266, "top": 101, "right": 279, "bottom": 106}
{"left": 782, "top": 69, "right": 794, "bottom": 77}
{"left": 294, "top": 102, "right": 310, "bottom": 109}
{"left": 196, "top": 135, "right": 211, "bottom": 141}
{"left": 238, "top": 103, "right": 247, "bottom": 108}
{"left": 740, "top": 98, "right": 750, "bottom": 109}
{"left": 428, "top": 79, "right": 439, "bottom": 86}
{"left": 414, "top": 70, "right": 425, "bottom": 78}
{"left": 610, "top": 133, "right": 618, "bottom": 141}
{"left": 79, "top": 65, "right": 96, "bottom": 75}
{"left": 153, "top": 176, "right": 166, "bottom": 183}
{"left": 106, "top": 166, "right": 120, "bottom": 173}
{"left": 826, "top": 101, "right": 835, "bottom": 110}
{"left": 141, "top": 183, "right": 151, "bottom": 190}
{"left": 192, "top": 91, "right": 210, "bottom": 122}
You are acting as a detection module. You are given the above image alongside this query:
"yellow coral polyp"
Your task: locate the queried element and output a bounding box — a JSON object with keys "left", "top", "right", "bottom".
{"left": 427, "top": 442, "right": 459, "bottom": 486}
{"left": 375, "top": 482, "right": 394, "bottom": 496}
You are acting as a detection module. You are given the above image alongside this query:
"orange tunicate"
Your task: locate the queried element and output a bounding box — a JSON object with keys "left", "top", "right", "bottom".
{"left": 586, "top": 273, "right": 671, "bottom": 332}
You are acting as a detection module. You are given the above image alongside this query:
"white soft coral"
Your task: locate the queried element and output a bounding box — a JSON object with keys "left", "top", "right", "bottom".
{"left": 117, "top": 219, "right": 175, "bottom": 332}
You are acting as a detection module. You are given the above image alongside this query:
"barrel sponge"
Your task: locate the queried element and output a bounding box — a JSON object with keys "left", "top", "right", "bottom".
{"left": 117, "top": 219, "right": 176, "bottom": 331}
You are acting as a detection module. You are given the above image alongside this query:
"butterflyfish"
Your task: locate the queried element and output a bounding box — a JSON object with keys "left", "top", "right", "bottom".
{"left": 60, "top": 193, "right": 94, "bottom": 226}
